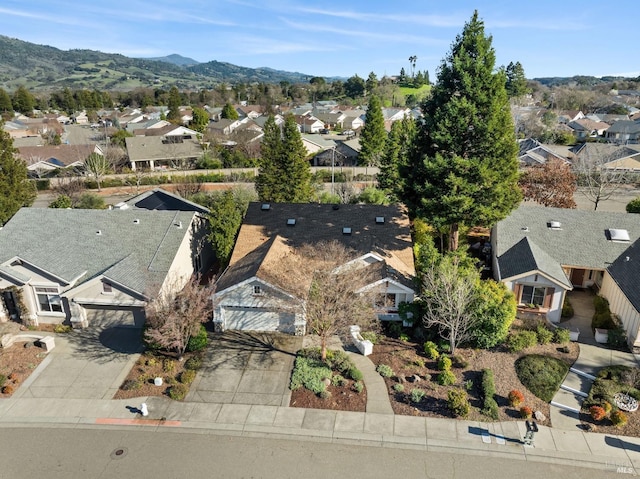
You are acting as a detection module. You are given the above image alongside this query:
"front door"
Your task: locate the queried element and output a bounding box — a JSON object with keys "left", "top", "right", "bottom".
{"left": 570, "top": 269, "right": 586, "bottom": 288}
{"left": 1, "top": 290, "right": 20, "bottom": 321}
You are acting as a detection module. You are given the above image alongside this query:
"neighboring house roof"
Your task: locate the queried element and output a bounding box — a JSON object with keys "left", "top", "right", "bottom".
{"left": 123, "top": 188, "right": 210, "bottom": 214}
{"left": 607, "top": 239, "right": 640, "bottom": 312}
{"left": 17, "top": 144, "right": 102, "bottom": 168}
{"left": 125, "top": 136, "right": 203, "bottom": 163}
{"left": 568, "top": 118, "right": 609, "bottom": 133}
{"left": 494, "top": 205, "right": 640, "bottom": 279}
{"left": 218, "top": 203, "right": 415, "bottom": 294}
{"left": 12, "top": 136, "right": 45, "bottom": 148}
{"left": 606, "top": 120, "right": 640, "bottom": 135}
{"left": 0, "top": 208, "right": 196, "bottom": 297}
{"left": 517, "top": 138, "right": 569, "bottom": 166}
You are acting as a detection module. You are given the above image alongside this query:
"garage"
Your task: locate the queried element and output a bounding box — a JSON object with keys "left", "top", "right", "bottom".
{"left": 82, "top": 305, "right": 146, "bottom": 329}
{"left": 222, "top": 306, "right": 294, "bottom": 332}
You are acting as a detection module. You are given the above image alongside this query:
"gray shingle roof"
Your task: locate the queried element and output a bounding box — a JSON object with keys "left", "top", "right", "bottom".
{"left": 495, "top": 205, "right": 640, "bottom": 277}
{"left": 607, "top": 239, "right": 640, "bottom": 312}
{"left": 0, "top": 208, "right": 196, "bottom": 296}
{"left": 125, "top": 136, "right": 203, "bottom": 162}
{"left": 124, "top": 188, "right": 210, "bottom": 214}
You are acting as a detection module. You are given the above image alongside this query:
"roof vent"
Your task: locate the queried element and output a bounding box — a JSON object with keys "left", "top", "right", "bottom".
{"left": 342, "top": 227, "right": 352, "bottom": 235}
{"left": 287, "top": 218, "right": 296, "bottom": 226}
{"left": 521, "top": 226, "right": 529, "bottom": 232}
{"left": 174, "top": 221, "right": 182, "bottom": 229}
{"left": 549, "top": 221, "right": 562, "bottom": 229}
{"left": 609, "top": 228, "right": 630, "bottom": 242}
{"left": 96, "top": 230, "right": 102, "bottom": 236}
{"left": 261, "top": 203, "right": 271, "bottom": 211}
{"left": 133, "top": 218, "right": 140, "bottom": 224}
{"left": 375, "top": 216, "right": 385, "bottom": 224}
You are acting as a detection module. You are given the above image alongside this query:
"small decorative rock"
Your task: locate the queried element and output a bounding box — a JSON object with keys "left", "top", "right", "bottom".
{"left": 398, "top": 375, "right": 406, "bottom": 384}
{"left": 24, "top": 341, "right": 33, "bottom": 349}
{"left": 534, "top": 410, "right": 546, "bottom": 421}
{"left": 154, "top": 377, "right": 163, "bottom": 386}
{"left": 323, "top": 377, "right": 331, "bottom": 387}
{"left": 411, "top": 374, "right": 421, "bottom": 383}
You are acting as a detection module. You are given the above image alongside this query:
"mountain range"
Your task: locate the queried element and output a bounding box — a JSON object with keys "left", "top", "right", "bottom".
{"left": 0, "top": 35, "right": 314, "bottom": 91}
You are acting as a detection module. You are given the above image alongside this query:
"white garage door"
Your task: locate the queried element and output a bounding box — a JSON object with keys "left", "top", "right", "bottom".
{"left": 84, "top": 306, "right": 146, "bottom": 328}
{"left": 224, "top": 307, "right": 292, "bottom": 332}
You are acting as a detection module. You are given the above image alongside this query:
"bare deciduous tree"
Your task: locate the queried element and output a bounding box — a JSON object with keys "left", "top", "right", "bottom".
{"left": 52, "top": 172, "right": 85, "bottom": 206}
{"left": 573, "top": 144, "right": 630, "bottom": 211}
{"left": 264, "top": 240, "right": 379, "bottom": 361}
{"left": 421, "top": 256, "right": 479, "bottom": 354}
{"left": 144, "top": 275, "right": 215, "bottom": 359}
{"left": 519, "top": 158, "right": 577, "bottom": 208}
{"left": 84, "top": 152, "right": 111, "bottom": 191}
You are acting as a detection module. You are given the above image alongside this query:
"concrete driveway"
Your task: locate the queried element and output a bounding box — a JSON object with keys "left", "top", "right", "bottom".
{"left": 187, "top": 331, "right": 302, "bottom": 407}
{"left": 13, "top": 326, "right": 142, "bottom": 400}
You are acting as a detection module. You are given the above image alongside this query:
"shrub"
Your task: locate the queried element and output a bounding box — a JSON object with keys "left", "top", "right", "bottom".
{"left": 324, "top": 349, "right": 354, "bottom": 374}
{"left": 508, "top": 389, "right": 525, "bottom": 407}
{"left": 168, "top": 383, "right": 188, "bottom": 401}
{"left": 553, "top": 328, "right": 571, "bottom": 344}
{"left": 399, "top": 332, "right": 410, "bottom": 342}
{"left": 319, "top": 389, "right": 332, "bottom": 400}
{"left": 184, "top": 356, "right": 202, "bottom": 371}
{"left": 592, "top": 311, "right": 616, "bottom": 330}
{"left": 163, "top": 359, "right": 176, "bottom": 373}
{"left": 0, "top": 375, "right": 5, "bottom": 388}
{"left": 186, "top": 324, "right": 208, "bottom": 352}
{"left": 331, "top": 374, "right": 346, "bottom": 387}
{"left": 471, "top": 279, "right": 517, "bottom": 349}
{"left": 145, "top": 358, "right": 157, "bottom": 367}
{"left": 34, "top": 179, "right": 50, "bottom": 191}
{"left": 410, "top": 388, "right": 426, "bottom": 403}
{"left": 376, "top": 364, "right": 394, "bottom": 378}
{"left": 483, "top": 397, "right": 500, "bottom": 420}
{"left": 423, "top": 341, "right": 439, "bottom": 360}
{"left": 438, "top": 341, "right": 451, "bottom": 354}
{"left": 593, "top": 295, "right": 610, "bottom": 314}
{"left": 611, "top": 410, "right": 628, "bottom": 427}
{"left": 464, "top": 379, "right": 473, "bottom": 391}
{"left": 53, "top": 324, "right": 72, "bottom": 333}
{"left": 437, "top": 356, "right": 452, "bottom": 371}
{"left": 515, "top": 355, "right": 569, "bottom": 402}
{"left": 481, "top": 369, "right": 496, "bottom": 399}
{"left": 290, "top": 356, "right": 332, "bottom": 394}
{"left": 413, "top": 358, "right": 426, "bottom": 369}
{"left": 602, "top": 401, "right": 612, "bottom": 414}
{"left": 627, "top": 196, "right": 640, "bottom": 214}
{"left": 2, "top": 385, "right": 14, "bottom": 395}
{"left": 360, "top": 331, "right": 378, "bottom": 344}
{"left": 393, "top": 383, "right": 405, "bottom": 393}
{"left": 589, "top": 405, "right": 606, "bottom": 421}
{"left": 353, "top": 381, "right": 364, "bottom": 393}
{"left": 520, "top": 406, "right": 533, "bottom": 419}
{"left": 180, "top": 369, "right": 196, "bottom": 385}
{"left": 561, "top": 299, "right": 574, "bottom": 318}
{"left": 349, "top": 368, "right": 364, "bottom": 382}
{"left": 506, "top": 330, "right": 538, "bottom": 352}
{"left": 447, "top": 389, "right": 470, "bottom": 417}
{"left": 608, "top": 327, "right": 627, "bottom": 349}
{"left": 536, "top": 325, "right": 553, "bottom": 345}
{"left": 437, "top": 370, "right": 456, "bottom": 386}
{"left": 451, "top": 355, "right": 469, "bottom": 369}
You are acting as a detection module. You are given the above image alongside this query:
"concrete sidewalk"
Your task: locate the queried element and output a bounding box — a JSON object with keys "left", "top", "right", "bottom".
{"left": 1, "top": 395, "right": 640, "bottom": 474}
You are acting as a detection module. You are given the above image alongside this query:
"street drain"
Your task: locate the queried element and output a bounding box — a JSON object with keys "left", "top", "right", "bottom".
{"left": 110, "top": 447, "right": 128, "bottom": 460}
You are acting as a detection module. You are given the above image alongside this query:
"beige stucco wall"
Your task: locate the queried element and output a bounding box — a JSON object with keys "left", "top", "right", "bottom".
{"left": 505, "top": 273, "right": 565, "bottom": 323}
{"left": 601, "top": 272, "right": 640, "bottom": 348}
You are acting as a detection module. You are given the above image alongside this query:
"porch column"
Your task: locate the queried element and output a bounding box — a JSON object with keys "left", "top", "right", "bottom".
{"left": 0, "top": 298, "right": 7, "bottom": 323}
{"left": 21, "top": 285, "right": 39, "bottom": 327}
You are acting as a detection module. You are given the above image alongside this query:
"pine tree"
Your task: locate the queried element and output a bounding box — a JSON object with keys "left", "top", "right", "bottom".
{"left": 0, "top": 88, "right": 13, "bottom": 115}
{"left": 378, "top": 116, "right": 416, "bottom": 200}
{"left": 256, "top": 115, "right": 311, "bottom": 203}
{"left": 401, "top": 11, "right": 521, "bottom": 251}
{"left": 221, "top": 102, "right": 239, "bottom": 120}
{"left": 505, "top": 61, "right": 529, "bottom": 98}
{"left": 11, "top": 86, "right": 35, "bottom": 115}
{"left": 0, "top": 125, "right": 36, "bottom": 225}
{"left": 166, "top": 86, "right": 182, "bottom": 122}
{"left": 359, "top": 95, "right": 387, "bottom": 167}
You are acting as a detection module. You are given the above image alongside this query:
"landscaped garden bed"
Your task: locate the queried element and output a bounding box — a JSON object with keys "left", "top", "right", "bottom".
{"left": 580, "top": 365, "right": 640, "bottom": 436}
{"left": 0, "top": 341, "right": 48, "bottom": 397}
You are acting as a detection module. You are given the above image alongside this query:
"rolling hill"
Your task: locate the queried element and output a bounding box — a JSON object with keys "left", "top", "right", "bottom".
{"left": 0, "top": 35, "right": 314, "bottom": 91}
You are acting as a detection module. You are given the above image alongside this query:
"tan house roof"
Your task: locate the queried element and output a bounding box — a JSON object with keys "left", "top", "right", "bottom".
{"left": 18, "top": 144, "right": 102, "bottom": 167}
{"left": 125, "top": 136, "right": 203, "bottom": 163}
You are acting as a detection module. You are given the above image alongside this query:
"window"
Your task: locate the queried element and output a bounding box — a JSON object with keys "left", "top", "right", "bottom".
{"left": 194, "top": 253, "right": 202, "bottom": 272}
{"left": 35, "top": 286, "right": 62, "bottom": 313}
{"left": 102, "top": 282, "right": 113, "bottom": 294}
{"left": 253, "top": 285, "right": 262, "bottom": 295}
{"left": 376, "top": 293, "right": 396, "bottom": 308}
{"left": 520, "top": 285, "right": 546, "bottom": 306}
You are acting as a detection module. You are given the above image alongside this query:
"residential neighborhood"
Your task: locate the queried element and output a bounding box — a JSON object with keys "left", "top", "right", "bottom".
{"left": 2, "top": 6, "right": 640, "bottom": 478}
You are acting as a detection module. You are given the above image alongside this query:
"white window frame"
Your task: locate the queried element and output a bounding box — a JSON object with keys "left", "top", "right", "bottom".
{"left": 520, "top": 285, "right": 546, "bottom": 307}
{"left": 33, "top": 285, "right": 63, "bottom": 314}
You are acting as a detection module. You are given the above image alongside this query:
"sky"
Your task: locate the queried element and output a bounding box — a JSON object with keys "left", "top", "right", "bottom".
{"left": 1, "top": 0, "right": 639, "bottom": 80}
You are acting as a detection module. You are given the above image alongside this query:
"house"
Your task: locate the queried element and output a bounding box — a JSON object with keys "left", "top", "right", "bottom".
{"left": 605, "top": 121, "right": 640, "bottom": 143}
{"left": 517, "top": 139, "right": 570, "bottom": 167}
{"left": 312, "top": 138, "right": 360, "bottom": 167}
{"left": 300, "top": 134, "right": 336, "bottom": 156}
{"left": 557, "top": 110, "right": 585, "bottom": 124}
{"left": 342, "top": 110, "right": 366, "bottom": 131}
{"left": 125, "top": 135, "right": 203, "bottom": 171}
{"left": 295, "top": 115, "right": 324, "bottom": 134}
{"left": 0, "top": 208, "right": 206, "bottom": 329}
{"left": 213, "top": 203, "right": 416, "bottom": 335}
{"left": 207, "top": 118, "right": 242, "bottom": 136}
{"left": 382, "top": 107, "right": 410, "bottom": 131}
{"left": 568, "top": 118, "right": 610, "bottom": 139}
{"left": 18, "top": 144, "right": 104, "bottom": 176}
{"left": 492, "top": 205, "right": 640, "bottom": 324}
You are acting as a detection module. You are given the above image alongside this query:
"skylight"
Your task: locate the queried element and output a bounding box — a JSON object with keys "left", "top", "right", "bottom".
{"left": 549, "top": 221, "right": 561, "bottom": 229}
{"left": 609, "top": 228, "right": 631, "bottom": 242}
{"left": 261, "top": 203, "right": 271, "bottom": 211}
{"left": 287, "top": 218, "right": 296, "bottom": 226}
{"left": 342, "top": 227, "right": 352, "bottom": 235}
{"left": 375, "top": 216, "right": 385, "bottom": 224}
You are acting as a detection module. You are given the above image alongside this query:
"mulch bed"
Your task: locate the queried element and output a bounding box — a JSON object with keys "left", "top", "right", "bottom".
{"left": 368, "top": 337, "right": 579, "bottom": 426}
{"left": 0, "top": 341, "right": 48, "bottom": 397}
{"left": 290, "top": 379, "right": 367, "bottom": 412}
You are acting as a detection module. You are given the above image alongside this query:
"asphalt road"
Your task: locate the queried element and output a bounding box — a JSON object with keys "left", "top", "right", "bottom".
{"left": 0, "top": 427, "right": 626, "bottom": 479}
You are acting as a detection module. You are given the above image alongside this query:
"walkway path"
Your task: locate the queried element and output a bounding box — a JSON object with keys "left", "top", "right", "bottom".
{"left": 347, "top": 351, "right": 393, "bottom": 414}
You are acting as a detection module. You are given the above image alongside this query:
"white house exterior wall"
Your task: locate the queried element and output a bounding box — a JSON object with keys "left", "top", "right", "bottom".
{"left": 601, "top": 272, "right": 640, "bottom": 348}
{"left": 505, "top": 273, "right": 565, "bottom": 323}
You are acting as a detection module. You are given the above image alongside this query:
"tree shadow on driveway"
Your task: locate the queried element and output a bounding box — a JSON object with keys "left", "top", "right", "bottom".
{"left": 64, "top": 326, "right": 144, "bottom": 364}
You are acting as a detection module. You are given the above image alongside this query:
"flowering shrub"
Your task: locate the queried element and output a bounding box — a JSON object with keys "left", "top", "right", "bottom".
{"left": 520, "top": 406, "right": 533, "bottom": 419}
{"left": 602, "top": 401, "right": 612, "bottom": 414}
{"left": 508, "top": 389, "right": 525, "bottom": 407}
{"left": 611, "top": 410, "right": 628, "bottom": 428}
{"left": 589, "top": 405, "right": 606, "bottom": 421}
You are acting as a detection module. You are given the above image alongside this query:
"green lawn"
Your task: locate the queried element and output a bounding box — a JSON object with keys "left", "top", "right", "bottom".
{"left": 399, "top": 85, "right": 431, "bottom": 97}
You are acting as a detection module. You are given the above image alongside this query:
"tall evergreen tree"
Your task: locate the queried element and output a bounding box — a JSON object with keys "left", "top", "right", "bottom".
{"left": 11, "top": 86, "right": 35, "bottom": 115}
{"left": 401, "top": 11, "right": 521, "bottom": 251}
{"left": 378, "top": 116, "right": 416, "bottom": 199}
{"left": 221, "top": 102, "right": 239, "bottom": 120}
{"left": 0, "top": 125, "right": 36, "bottom": 225}
{"left": 505, "top": 61, "right": 529, "bottom": 98}
{"left": 359, "top": 95, "right": 386, "bottom": 167}
{"left": 0, "top": 88, "right": 13, "bottom": 115}
{"left": 255, "top": 115, "right": 311, "bottom": 203}
{"left": 166, "top": 86, "right": 182, "bottom": 122}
